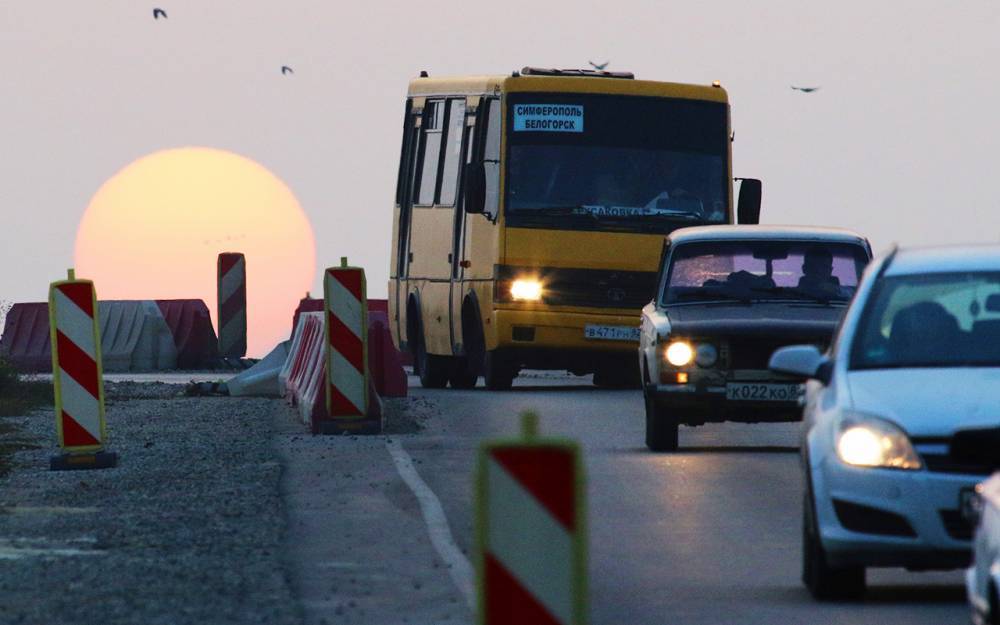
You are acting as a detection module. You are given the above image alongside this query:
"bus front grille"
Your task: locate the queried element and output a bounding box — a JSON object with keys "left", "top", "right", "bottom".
{"left": 496, "top": 265, "right": 658, "bottom": 309}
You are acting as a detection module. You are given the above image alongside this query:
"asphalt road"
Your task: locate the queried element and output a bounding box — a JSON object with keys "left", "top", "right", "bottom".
{"left": 391, "top": 373, "right": 967, "bottom": 625}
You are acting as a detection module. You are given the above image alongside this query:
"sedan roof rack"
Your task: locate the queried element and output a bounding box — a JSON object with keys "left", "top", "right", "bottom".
{"left": 520, "top": 66, "right": 635, "bottom": 80}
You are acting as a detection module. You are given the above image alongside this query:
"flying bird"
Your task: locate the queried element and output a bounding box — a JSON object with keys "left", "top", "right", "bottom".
{"left": 589, "top": 60, "right": 610, "bottom": 70}
{"left": 281, "top": 65, "right": 294, "bottom": 76}
{"left": 791, "top": 86, "right": 820, "bottom": 93}
{"left": 153, "top": 8, "right": 167, "bottom": 19}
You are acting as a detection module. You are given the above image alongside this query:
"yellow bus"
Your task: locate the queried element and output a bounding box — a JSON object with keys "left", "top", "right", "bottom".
{"left": 389, "top": 67, "right": 762, "bottom": 390}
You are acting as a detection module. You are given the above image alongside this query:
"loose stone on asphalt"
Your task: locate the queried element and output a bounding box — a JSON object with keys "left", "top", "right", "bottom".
{"left": 0, "top": 384, "right": 301, "bottom": 625}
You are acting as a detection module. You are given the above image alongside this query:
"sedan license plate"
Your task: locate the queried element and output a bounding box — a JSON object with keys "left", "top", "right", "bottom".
{"left": 725, "top": 383, "right": 802, "bottom": 402}
{"left": 583, "top": 324, "right": 640, "bottom": 342}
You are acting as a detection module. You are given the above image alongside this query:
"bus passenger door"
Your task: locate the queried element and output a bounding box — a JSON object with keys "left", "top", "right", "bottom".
{"left": 409, "top": 98, "right": 465, "bottom": 356}
{"left": 449, "top": 98, "right": 478, "bottom": 354}
{"left": 393, "top": 100, "right": 420, "bottom": 350}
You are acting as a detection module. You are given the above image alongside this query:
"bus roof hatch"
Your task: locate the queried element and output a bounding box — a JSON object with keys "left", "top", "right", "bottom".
{"left": 519, "top": 67, "right": 635, "bottom": 80}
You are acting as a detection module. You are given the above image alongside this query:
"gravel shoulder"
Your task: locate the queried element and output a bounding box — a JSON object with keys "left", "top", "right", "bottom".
{"left": 0, "top": 383, "right": 301, "bottom": 625}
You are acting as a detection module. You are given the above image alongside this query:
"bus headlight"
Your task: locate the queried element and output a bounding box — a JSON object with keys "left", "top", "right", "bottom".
{"left": 510, "top": 279, "right": 543, "bottom": 301}
{"left": 664, "top": 341, "right": 694, "bottom": 367}
{"left": 836, "top": 415, "right": 922, "bottom": 470}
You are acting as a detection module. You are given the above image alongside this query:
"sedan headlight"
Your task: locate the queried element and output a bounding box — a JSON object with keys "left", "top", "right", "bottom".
{"left": 510, "top": 279, "right": 543, "bottom": 301}
{"left": 664, "top": 341, "right": 694, "bottom": 367}
{"left": 836, "top": 414, "right": 922, "bottom": 470}
{"left": 695, "top": 343, "right": 718, "bottom": 368}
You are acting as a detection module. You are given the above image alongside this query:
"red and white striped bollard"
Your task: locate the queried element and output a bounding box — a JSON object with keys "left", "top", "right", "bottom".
{"left": 476, "top": 411, "right": 586, "bottom": 625}
{"left": 48, "top": 269, "right": 117, "bottom": 470}
{"left": 217, "top": 252, "right": 247, "bottom": 358}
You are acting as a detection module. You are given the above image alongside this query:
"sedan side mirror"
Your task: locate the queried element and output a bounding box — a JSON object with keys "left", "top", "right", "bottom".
{"left": 464, "top": 162, "right": 486, "bottom": 215}
{"left": 736, "top": 178, "right": 762, "bottom": 225}
{"left": 769, "top": 345, "right": 832, "bottom": 385}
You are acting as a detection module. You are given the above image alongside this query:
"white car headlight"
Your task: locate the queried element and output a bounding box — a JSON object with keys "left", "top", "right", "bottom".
{"left": 664, "top": 341, "right": 694, "bottom": 367}
{"left": 836, "top": 414, "right": 922, "bottom": 470}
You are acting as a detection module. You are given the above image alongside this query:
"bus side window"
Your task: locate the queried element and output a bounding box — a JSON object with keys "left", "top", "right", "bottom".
{"left": 484, "top": 98, "right": 501, "bottom": 162}
{"left": 394, "top": 99, "right": 414, "bottom": 207}
{"left": 415, "top": 100, "right": 444, "bottom": 206}
{"left": 438, "top": 99, "right": 466, "bottom": 206}
{"left": 396, "top": 104, "right": 420, "bottom": 278}
{"left": 482, "top": 98, "right": 501, "bottom": 220}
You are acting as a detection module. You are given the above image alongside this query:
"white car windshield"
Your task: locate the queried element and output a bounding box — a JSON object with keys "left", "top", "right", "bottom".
{"left": 851, "top": 271, "right": 1000, "bottom": 369}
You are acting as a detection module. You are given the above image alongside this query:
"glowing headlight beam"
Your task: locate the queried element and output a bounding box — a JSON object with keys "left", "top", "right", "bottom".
{"left": 665, "top": 341, "right": 694, "bottom": 367}
{"left": 837, "top": 426, "right": 885, "bottom": 467}
{"left": 510, "top": 279, "right": 543, "bottom": 301}
{"left": 835, "top": 418, "right": 922, "bottom": 470}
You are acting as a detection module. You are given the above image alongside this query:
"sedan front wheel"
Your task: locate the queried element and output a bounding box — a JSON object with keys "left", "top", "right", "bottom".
{"left": 803, "top": 491, "right": 865, "bottom": 600}
{"left": 644, "top": 392, "right": 679, "bottom": 452}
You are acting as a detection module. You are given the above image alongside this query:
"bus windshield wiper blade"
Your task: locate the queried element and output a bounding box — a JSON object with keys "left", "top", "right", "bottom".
{"left": 526, "top": 205, "right": 598, "bottom": 218}
{"left": 643, "top": 211, "right": 704, "bottom": 221}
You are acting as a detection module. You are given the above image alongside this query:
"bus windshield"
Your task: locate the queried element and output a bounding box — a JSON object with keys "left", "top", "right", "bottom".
{"left": 505, "top": 93, "right": 729, "bottom": 234}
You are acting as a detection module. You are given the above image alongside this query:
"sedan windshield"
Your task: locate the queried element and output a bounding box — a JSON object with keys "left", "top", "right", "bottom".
{"left": 851, "top": 272, "right": 1000, "bottom": 369}
{"left": 663, "top": 240, "right": 869, "bottom": 306}
{"left": 506, "top": 93, "right": 729, "bottom": 234}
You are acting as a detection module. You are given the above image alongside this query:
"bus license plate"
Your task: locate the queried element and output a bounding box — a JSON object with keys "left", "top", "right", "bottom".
{"left": 725, "top": 383, "right": 802, "bottom": 402}
{"left": 584, "top": 325, "right": 640, "bottom": 342}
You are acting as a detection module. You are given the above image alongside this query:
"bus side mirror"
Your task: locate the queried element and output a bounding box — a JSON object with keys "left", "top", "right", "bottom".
{"left": 737, "top": 178, "right": 762, "bottom": 224}
{"left": 464, "top": 163, "right": 486, "bottom": 215}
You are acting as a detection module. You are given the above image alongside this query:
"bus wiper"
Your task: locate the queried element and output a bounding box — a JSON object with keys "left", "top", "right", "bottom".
{"left": 643, "top": 210, "right": 704, "bottom": 221}
{"left": 532, "top": 205, "right": 598, "bottom": 218}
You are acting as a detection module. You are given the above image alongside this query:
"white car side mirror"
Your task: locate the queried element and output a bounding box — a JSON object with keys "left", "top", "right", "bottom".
{"left": 769, "top": 345, "right": 832, "bottom": 385}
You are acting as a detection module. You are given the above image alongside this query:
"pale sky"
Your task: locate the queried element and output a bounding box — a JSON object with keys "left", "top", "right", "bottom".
{"left": 3, "top": 1, "right": 1000, "bottom": 329}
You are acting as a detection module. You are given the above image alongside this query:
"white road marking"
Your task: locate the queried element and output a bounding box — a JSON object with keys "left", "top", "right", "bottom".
{"left": 0, "top": 506, "right": 99, "bottom": 515}
{"left": 386, "top": 439, "right": 475, "bottom": 610}
{"left": 0, "top": 538, "right": 103, "bottom": 560}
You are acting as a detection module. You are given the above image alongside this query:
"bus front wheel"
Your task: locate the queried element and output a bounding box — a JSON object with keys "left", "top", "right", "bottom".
{"left": 448, "top": 357, "right": 479, "bottom": 389}
{"left": 484, "top": 350, "right": 517, "bottom": 391}
{"left": 412, "top": 326, "right": 450, "bottom": 389}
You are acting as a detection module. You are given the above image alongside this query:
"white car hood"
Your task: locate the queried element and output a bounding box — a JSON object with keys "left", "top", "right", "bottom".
{"left": 847, "top": 368, "right": 1000, "bottom": 437}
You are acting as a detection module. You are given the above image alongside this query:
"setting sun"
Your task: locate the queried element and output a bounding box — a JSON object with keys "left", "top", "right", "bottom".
{"left": 75, "top": 147, "right": 316, "bottom": 357}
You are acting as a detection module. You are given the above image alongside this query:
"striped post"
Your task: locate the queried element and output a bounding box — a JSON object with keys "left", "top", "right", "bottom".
{"left": 322, "top": 257, "right": 375, "bottom": 433}
{"left": 476, "top": 412, "right": 587, "bottom": 625}
{"left": 48, "top": 269, "right": 117, "bottom": 470}
{"left": 217, "top": 252, "right": 247, "bottom": 358}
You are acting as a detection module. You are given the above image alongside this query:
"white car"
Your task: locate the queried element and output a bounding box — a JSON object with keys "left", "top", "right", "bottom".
{"left": 967, "top": 474, "right": 1000, "bottom": 625}
{"left": 771, "top": 245, "right": 1000, "bottom": 599}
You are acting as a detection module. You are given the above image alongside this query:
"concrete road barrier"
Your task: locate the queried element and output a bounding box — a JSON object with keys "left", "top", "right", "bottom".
{"left": 0, "top": 302, "right": 52, "bottom": 372}
{"left": 368, "top": 310, "right": 407, "bottom": 397}
{"left": 279, "top": 312, "right": 311, "bottom": 394}
{"left": 475, "top": 412, "right": 586, "bottom": 625}
{"left": 292, "top": 296, "right": 412, "bottom": 369}
{"left": 98, "top": 301, "right": 177, "bottom": 372}
{"left": 3, "top": 300, "right": 177, "bottom": 373}
{"left": 280, "top": 293, "right": 384, "bottom": 435}
{"left": 282, "top": 312, "right": 326, "bottom": 427}
{"left": 228, "top": 340, "right": 289, "bottom": 397}
{"left": 156, "top": 299, "right": 219, "bottom": 369}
